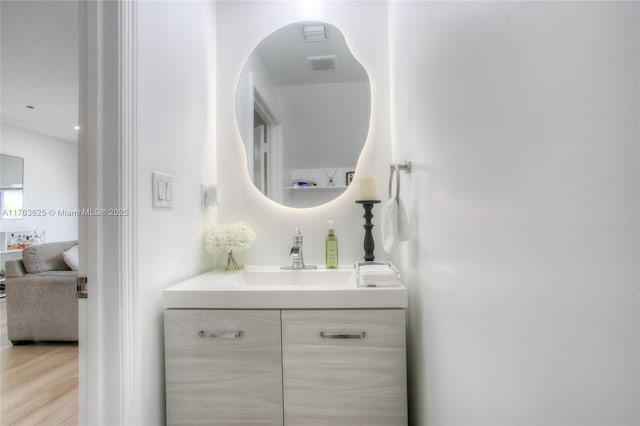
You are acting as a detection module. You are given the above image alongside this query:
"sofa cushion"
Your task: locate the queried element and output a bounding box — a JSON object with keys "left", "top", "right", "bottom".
{"left": 22, "top": 241, "right": 78, "bottom": 274}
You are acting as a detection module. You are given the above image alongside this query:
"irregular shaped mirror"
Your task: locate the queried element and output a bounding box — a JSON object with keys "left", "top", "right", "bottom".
{"left": 236, "top": 21, "right": 371, "bottom": 208}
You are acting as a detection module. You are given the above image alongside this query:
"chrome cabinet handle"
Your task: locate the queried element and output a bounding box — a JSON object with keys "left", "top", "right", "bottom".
{"left": 198, "top": 330, "right": 244, "bottom": 339}
{"left": 320, "top": 331, "right": 367, "bottom": 339}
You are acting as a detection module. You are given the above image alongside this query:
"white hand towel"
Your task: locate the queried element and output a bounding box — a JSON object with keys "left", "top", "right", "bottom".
{"left": 359, "top": 264, "right": 396, "bottom": 281}
{"left": 381, "top": 198, "right": 398, "bottom": 253}
{"left": 358, "top": 264, "right": 400, "bottom": 287}
{"left": 397, "top": 198, "right": 411, "bottom": 242}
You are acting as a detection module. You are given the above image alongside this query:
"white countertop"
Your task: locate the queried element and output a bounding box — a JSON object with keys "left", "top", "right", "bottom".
{"left": 163, "top": 266, "right": 407, "bottom": 309}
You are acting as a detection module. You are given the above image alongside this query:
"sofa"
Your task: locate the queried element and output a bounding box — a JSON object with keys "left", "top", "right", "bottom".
{"left": 4, "top": 241, "right": 79, "bottom": 343}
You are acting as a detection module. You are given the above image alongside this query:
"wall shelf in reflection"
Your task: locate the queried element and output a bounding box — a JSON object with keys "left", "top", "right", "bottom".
{"left": 286, "top": 185, "right": 348, "bottom": 191}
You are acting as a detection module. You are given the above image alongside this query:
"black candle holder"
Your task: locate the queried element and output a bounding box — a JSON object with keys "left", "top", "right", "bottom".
{"left": 355, "top": 200, "right": 381, "bottom": 262}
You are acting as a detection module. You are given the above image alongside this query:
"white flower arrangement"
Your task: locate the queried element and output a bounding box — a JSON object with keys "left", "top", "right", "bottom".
{"left": 205, "top": 222, "right": 256, "bottom": 254}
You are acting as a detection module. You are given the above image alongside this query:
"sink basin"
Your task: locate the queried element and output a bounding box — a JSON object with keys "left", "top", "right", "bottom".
{"left": 243, "top": 266, "right": 356, "bottom": 288}
{"left": 163, "top": 266, "right": 407, "bottom": 309}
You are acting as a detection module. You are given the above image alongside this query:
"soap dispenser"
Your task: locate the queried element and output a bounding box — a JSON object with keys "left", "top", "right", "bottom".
{"left": 325, "top": 220, "right": 339, "bottom": 269}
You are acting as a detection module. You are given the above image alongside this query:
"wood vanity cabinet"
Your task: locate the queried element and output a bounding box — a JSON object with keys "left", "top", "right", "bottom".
{"left": 164, "top": 309, "right": 407, "bottom": 426}
{"left": 164, "top": 310, "right": 283, "bottom": 425}
{"left": 282, "top": 310, "right": 407, "bottom": 425}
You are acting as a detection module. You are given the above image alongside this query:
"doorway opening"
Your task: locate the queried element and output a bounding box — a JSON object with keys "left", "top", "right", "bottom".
{"left": 0, "top": 0, "right": 80, "bottom": 423}
{"left": 253, "top": 89, "right": 281, "bottom": 202}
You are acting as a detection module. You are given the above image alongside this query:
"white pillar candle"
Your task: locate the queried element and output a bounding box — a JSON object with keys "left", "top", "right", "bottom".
{"left": 359, "top": 176, "right": 378, "bottom": 200}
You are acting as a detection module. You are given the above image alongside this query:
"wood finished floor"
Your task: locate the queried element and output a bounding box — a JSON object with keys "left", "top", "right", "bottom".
{"left": 0, "top": 298, "right": 78, "bottom": 426}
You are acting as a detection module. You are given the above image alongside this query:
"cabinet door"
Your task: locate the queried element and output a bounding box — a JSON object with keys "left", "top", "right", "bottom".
{"left": 282, "top": 310, "right": 407, "bottom": 426}
{"left": 164, "top": 310, "right": 283, "bottom": 425}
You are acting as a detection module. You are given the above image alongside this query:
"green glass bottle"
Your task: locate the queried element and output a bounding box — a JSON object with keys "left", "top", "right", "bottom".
{"left": 325, "top": 220, "right": 339, "bottom": 269}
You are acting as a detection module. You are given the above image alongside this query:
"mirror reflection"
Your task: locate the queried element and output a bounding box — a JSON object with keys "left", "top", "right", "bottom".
{"left": 0, "top": 154, "right": 24, "bottom": 219}
{"left": 236, "top": 21, "right": 371, "bottom": 208}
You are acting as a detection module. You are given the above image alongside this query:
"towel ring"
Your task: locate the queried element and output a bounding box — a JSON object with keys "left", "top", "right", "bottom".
{"left": 388, "top": 160, "right": 411, "bottom": 202}
{"left": 388, "top": 165, "right": 400, "bottom": 201}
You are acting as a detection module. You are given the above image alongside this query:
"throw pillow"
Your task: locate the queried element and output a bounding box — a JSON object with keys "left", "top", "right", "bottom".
{"left": 62, "top": 245, "right": 80, "bottom": 271}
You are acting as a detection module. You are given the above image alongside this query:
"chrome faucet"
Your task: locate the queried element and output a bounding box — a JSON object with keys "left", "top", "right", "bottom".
{"left": 289, "top": 228, "right": 304, "bottom": 269}
{"left": 281, "top": 227, "right": 317, "bottom": 270}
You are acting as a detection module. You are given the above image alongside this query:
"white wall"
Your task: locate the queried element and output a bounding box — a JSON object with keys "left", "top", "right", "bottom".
{"left": 137, "top": 1, "right": 216, "bottom": 424}
{"left": 389, "top": 2, "right": 640, "bottom": 425}
{"left": 0, "top": 122, "right": 77, "bottom": 242}
{"left": 279, "top": 81, "right": 369, "bottom": 169}
{"left": 217, "top": 0, "right": 390, "bottom": 266}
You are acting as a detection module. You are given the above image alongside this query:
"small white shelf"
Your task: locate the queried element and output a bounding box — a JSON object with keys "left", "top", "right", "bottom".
{"left": 0, "top": 249, "right": 24, "bottom": 254}
{"left": 286, "top": 185, "right": 348, "bottom": 191}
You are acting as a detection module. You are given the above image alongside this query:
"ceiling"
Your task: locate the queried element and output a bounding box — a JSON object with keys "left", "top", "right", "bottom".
{"left": 1, "top": 12, "right": 362, "bottom": 143}
{"left": 1, "top": 0, "right": 79, "bottom": 143}
{"left": 254, "top": 21, "right": 368, "bottom": 87}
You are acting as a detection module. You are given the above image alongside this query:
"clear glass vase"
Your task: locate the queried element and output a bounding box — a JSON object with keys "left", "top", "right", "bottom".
{"left": 225, "top": 249, "right": 243, "bottom": 270}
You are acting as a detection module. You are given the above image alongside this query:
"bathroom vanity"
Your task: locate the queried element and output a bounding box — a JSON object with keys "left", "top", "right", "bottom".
{"left": 163, "top": 267, "right": 408, "bottom": 425}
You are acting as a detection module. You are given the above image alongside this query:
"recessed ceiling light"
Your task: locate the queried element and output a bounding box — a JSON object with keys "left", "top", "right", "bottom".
{"left": 74, "top": 125, "right": 80, "bottom": 131}
{"left": 26, "top": 105, "right": 35, "bottom": 109}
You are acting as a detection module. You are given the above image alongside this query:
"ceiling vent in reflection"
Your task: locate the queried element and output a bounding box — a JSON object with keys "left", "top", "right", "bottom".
{"left": 307, "top": 55, "right": 336, "bottom": 71}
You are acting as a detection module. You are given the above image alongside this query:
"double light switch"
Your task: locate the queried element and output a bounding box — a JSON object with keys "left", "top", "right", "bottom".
{"left": 153, "top": 171, "right": 174, "bottom": 208}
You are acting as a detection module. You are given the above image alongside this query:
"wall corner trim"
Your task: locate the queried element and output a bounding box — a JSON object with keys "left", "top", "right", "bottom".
{"left": 118, "top": 0, "right": 141, "bottom": 424}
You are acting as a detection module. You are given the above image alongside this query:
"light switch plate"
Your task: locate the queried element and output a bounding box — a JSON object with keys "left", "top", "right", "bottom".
{"left": 152, "top": 171, "right": 173, "bottom": 208}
